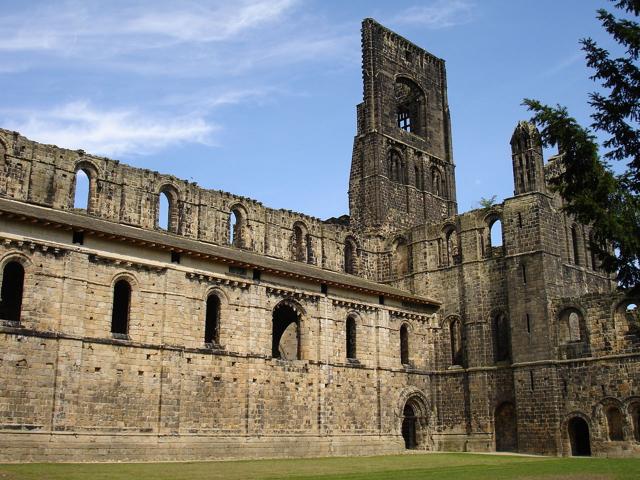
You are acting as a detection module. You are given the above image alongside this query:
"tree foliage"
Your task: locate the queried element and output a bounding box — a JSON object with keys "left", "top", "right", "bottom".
{"left": 523, "top": 0, "right": 640, "bottom": 291}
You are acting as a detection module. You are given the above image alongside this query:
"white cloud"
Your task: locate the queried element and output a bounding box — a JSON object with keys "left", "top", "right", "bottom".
{"left": 392, "top": 0, "right": 475, "bottom": 28}
{"left": 3, "top": 101, "right": 216, "bottom": 157}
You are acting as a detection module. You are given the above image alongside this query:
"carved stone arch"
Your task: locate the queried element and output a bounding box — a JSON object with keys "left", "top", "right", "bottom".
{"left": 345, "top": 310, "right": 361, "bottom": 360}
{"left": 624, "top": 396, "right": 640, "bottom": 442}
{"left": 0, "top": 251, "right": 30, "bottom": 323}
{"left": 343, "top": 234, "right": 360, "bottom": 275}
{"left": 203, "top": 286, "right": 227, "bottom": 347}
{"left": 229, "top": 203, "right": 249, "bottom": 248}
{"left": 445, "top": 314, "right": 464, "bottom": 367}
{"left": 441, "top": 224, "right": 458, "bottom": 266}
{"left": 561, "top": 411, "right": 593, "bottom": 456}
{"left": 109, "top": 272, "right": 137, "bottom": 337}
{"left": 598, "top": 397, "right": 626, "bottom": 441}
{"left": 613, "top": 297, "right": 640, "bottom": 339}
{"left": 391, "top": 235, "right": 410, "bottom": 278}
{"left": 157, "top": 183, "right": 181, "bottom": 233}
{"left": 556, "top": 304, "right": 589, "bottom": 347}
{"left": 272, "top": 298, "right": 306, "bottom": 360}
{"left": 484, "top": 211, "right": 503, "bottom": 251}
{"left": 386, "top": 148, "right": 406, "bottom": 184}
{"left": 72, "top": 159, "right": 100, "bottom": 212}
{"left": 394, "top": 75, "right": 427, "bottom": 138}
{"left": 291, "top": 221, "right": 310, "bottom": 263}
{"left": 397, "top": 387, "right": 431, "bottom": 450}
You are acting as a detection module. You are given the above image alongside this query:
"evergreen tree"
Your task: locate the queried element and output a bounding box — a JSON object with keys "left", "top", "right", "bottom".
{"left": 523, "top": 0, "right": 639, "bottom": 291}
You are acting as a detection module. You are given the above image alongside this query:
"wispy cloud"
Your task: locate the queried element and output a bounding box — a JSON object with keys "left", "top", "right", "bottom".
{"left": 537, "top": 52, "right": 584, "bottom": 79}
{"left": 392, "top": 0, "right": 475, "bottom": 28}
{"left": 2, "top": 101, "right": 216, "bottom": 157}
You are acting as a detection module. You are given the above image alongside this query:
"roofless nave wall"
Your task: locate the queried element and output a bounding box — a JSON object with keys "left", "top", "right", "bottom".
{"left": 0, "top": 19, "right": 638, "bottom": 462}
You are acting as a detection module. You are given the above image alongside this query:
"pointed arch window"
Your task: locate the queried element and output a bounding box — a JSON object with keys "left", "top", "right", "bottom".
{"left": 394, "top": 77, "right": 426, "bottom": 138}
{"left": 344, "top": 237, "right": 358, "bottom": 274}
{"left": 0, "top": 261, "right": 25, "bottom": 322}
{"left": 450, "top": 318, "right": 463, "bottom": 366}
{"left": 158, "top": 186, "right": 179, "bottom": 233}
{"left": 229, "top": 207, "right": 246, "bottom": 248}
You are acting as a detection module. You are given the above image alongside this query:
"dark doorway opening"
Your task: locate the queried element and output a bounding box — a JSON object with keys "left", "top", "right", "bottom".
{"left": 495, "top": 402, "right": 518, "bottom": 452}
{"left": 0, "top": 261, "right": 24, "bottom": 322}
{"left": 568, "top": 417, "right": 591, "bottom": 456}
{"left": 402, "top": 403, "right": 417, "bottom": 449}
{"left": 272, "top": 303, "right": 300, "bottom": 360}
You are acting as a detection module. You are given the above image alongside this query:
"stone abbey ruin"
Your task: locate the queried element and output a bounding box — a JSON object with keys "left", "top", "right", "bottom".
{"left": 0, "top": 19, "right": 639, "bottom": 462}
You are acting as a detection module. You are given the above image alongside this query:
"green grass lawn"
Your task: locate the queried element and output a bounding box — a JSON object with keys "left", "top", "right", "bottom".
{"left": 0, "top": 453, "right": 638, "bottom": 480}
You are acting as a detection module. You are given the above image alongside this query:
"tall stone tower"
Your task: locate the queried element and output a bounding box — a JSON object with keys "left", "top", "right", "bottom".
{"left": 348, "top": 18, "right": 457, "bottom": 234}
{"left": 510, "top": 121, "right": 546, "bottom": 195}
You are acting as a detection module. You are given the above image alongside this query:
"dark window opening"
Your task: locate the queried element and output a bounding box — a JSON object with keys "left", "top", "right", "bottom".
{"left": 526, "top": 313, "right": 531, "bottom": 334}
{"left": 204, "top": 294, "right": 220, "bottom": 345}
{"left": 379, "top": 295, "right": 385, "bottom": 305}
{"left": 400, "top": 324, "right": 409, "bottom": 365}
{"left": 387, "top": 150, "right": 406, "bottom": 184}
{"left": 606, "top": 407, "right": 624, "bottom": 441}
{"left": 321, "top": 283, "right": 328, "bottom": 295}
{"left": 272, "top": 303, "right": 300, "bottom": 360}
{"left": 252, "top": 269, "right": 261, "bottom": 281}
{"left": 171, "top": 251, "right": 180, "bottom": 264}
{"left": 631, "top": 404, "right": 640, "bottom": 442}
{"left": 394, "top": 77, "right": 425, "bottom": 138}
{"left": 521, "top": 264, "right": 527, "bottom": 284}
{"left": 493, "top": 313, "right": 511, "bottom": 363}
{"left": 344, "top": 238, "right": 357, "bottom": 275}
{"left": 495, "top": 402, "right": 518, "bottom": 452}
{"left": 72, "top": 231, "right": 84, "bottom": 245}
{"left": 397, "top": 110, "right": 411, "bottom": 132}
{"left": 517, "top": 212, "right": 523, "bottom": 229}
{"left": 346, "top": 316, "right": 357, "bottom": 360}
{"left": 450, "top": 318, "right": 463, "bottom": 366}
{"left": 529, "top": 370, "right": 535, "bottom": 390}
{"left": 0, "top": 261, "right": 24, "bottom": 322}
{"left": 111, "top": 279, "right": 131, "bottom": 335}
{"left": 568, "top": 417, "right": 591, "bottom": 456}
{"left": 229, "top": 266, "right": 247, "bottom": 277}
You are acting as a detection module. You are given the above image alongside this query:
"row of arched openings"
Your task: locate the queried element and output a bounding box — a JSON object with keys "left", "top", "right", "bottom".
{"left": 386, "top": 150, "right": 444, "bottom": 196}
{"left": 70, "top": 168, "right": 361, "bottom": 273}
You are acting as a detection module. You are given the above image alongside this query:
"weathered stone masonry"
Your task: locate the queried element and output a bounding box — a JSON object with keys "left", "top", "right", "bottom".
{"left": 0, "top": 18, "right": 638, "bottom": 462}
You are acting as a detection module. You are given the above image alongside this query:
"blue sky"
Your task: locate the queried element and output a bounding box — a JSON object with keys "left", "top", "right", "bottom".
{"left": 0, "top": 0, "right": 621, "bottom": 219}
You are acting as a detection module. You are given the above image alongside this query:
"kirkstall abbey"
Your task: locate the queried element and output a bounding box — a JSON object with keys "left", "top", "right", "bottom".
{"left": 0, "top": 19, "right": 639, "bottom": 462}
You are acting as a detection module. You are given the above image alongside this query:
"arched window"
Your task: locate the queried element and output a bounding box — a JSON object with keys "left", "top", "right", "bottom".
{"left": 272, "top": 302, "right": 301, "bottom": 360}
{"left": 0, "top": 261, "right": 25, "bottom": 322}
{"left": 493, "top": 313, "right": 511, "bottom": 363}
{"left": 606, "top": 406, "right": 624, "bottom": 441}
{"left": 393, "top": 237, "right": 410, "bottom": 278}
{"left": 414, "top": 164, "right": 423, "bottom": 190}
{"left": 450, "top": 318, "right": 463, "bottom": 366}
{"left": 560, "top": 308, "right": 583, "bottom": 343}
{"left": 204, "top": 293, "right": 220, "bottom": 345}
{"left": 400, "top": 324, "right": 409, "bottom": 365}
{"left": 346, "top": 315, "right": 357, "bottom": 360}
{"left": 229, "top": 207, "right": 246, "bottom": 248}
{"left": 73, "top": 169, "right": 90, "bottom": 210}
{"left": 292, "top": 223, "right": 309, "bottom": 263}
{"left": 158, "top": 191, "right": 171, "bottom": 231}
{"left": 568, "top": 417, "right": 591, "bottom": 456}
{"left": 111, "top": 279, "right": 131, "bottom": 335}
{"left": 344, "top": 237, "right": 357, "bottom": 275}
{"left": 571, "top": 225, "right": 580, "bottom": 265}
{"left": 444, "top": 228, "right": 457, "bottom": 266}
{"left": 431, "top": 167, "right": 442, "bottom": 197}
{"left": 388, "top": 150, "right": 404, "bottom": 183}
{"left": 394, "top": 77, "right": 426, "bottom": 137}
{"left": 490, "top": 219, "right": 503, "bottom": 248}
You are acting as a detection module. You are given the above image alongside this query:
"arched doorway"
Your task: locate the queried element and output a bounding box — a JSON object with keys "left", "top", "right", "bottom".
{"left": 495, "top": 402, "right": 518, "bottom": 452}
{"left": 402, "top": 403, "right": 417, "bottom": 449}
{"left": 568, "top": 417, "right": 591, "bottom": 456}
{"left": 400, "top": 393, "right": 429, "bottom": 450}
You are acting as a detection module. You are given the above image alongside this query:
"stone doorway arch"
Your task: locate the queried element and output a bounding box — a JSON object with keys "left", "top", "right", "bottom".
{"left": 568, "top": 416, "right": 591, "bottom": 456}
{"left": 399, "top": 390, "right": 430, "bottom": 450}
